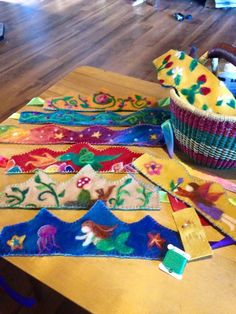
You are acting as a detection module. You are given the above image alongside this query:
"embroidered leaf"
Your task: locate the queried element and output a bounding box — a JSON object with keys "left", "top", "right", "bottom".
{"left": 58, "top": 189, "right": 66, "bottom": 198}
{"left": 170, "top": 180, "right": 176, "bottom": 191}
{"left": 189, "top": 59, "right": 198, "bottom": 71}
{"left": 119, "top": 190, "right": 130, "bottom": 197}
{"left": 135, "top": 95, "right": 142, "bottom": 101}
{"left": 80, "top": 103, "right": 89, "bottom": 108}
{"left": 25, "top": 203, "right": 37, "bottom": 208}
{"left": 11, "top": 187, "right": 21, "bottom": 193}
{"left": 216, "top": 100, "right": 223, "bottom": 107}
{"left": 179, "top": 52, "right": 185, "bottom": 60}
{"left": 36, "top": 185, "right": 47, "bottom": 190}
{"left": 201, "top": 104, "right": 208, "bottom": 111}
{"left": 116, "top": 198, "right": 125, "bottom": 206}
{"left": 166, "top": 69, "right": 174, "bottom": 76}
{"left": 158, "top": 97, "right": 170, "bottom": 107}
{"left": 35, "top": 174, "right": 41, "bottom": 184}
{"left": 181, "top": 89, "right": 189, "bottom": 96}
{"left": 136, "top": 187, "right": 143, "bottom": 193}
{"left": 174, "top": 74, "right": 181, "bottom": 86}
{"left": 227, "top": 99, "right": 236, "bottom": 109}
{"left": 187, "top": 93, "right": 195, "bottom": 105}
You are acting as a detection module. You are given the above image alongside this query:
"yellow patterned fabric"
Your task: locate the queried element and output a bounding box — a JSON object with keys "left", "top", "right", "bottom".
{"left": 153, "top": 49, "right": 236, "bottom": 115}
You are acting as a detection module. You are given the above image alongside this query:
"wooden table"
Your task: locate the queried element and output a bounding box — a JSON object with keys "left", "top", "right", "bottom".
{"left": 1, "top": 67, "right": 236, "bottom": 314}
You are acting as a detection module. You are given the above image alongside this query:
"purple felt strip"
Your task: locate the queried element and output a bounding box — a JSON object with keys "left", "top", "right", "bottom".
{"left": 210, "top": 236, "right": 236, "bottom": 249}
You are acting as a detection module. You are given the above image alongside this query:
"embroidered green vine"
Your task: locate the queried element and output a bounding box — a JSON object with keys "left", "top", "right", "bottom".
{"left": 5, "top": 187, "right": 35, "bottom": 207}
{"left": 108, "top": 178, "right": 132, "bottom": 207}
{"left": 170, "top": 178, "right": 184, "bottom": 192}
{"left": 136, "top": 186, "right": 153, "bottom": 208}
{"left": 35, "top": 174, "right": 65, "bottom": 207}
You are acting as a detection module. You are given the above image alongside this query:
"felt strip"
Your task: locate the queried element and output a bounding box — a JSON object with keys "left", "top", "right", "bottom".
{"left": 172, "top": 207, "right": 212, "bottom": 260}
{"left": 0, "top": 125, "right": 164, "bottom": 146}
{"left": 0, "top": 165, "right": 159, "bottom": 210}
{"left": 133, "top": 154, "right": 236, "bottom": 240}
{"left": 0, "top": 201, "right": 182, "bottom": 259}
{"left": 6, "top": 143, "right": 141, "bottom": 174}
{"left": 18, "top": 108, "right": 170, "bottom": 127}
{"left": 43, "top": 92, "right": 160, "bottom": 112}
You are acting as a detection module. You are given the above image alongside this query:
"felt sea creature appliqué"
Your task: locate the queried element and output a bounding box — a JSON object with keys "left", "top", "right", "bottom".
{"left": 0, "top": 165, "right": 159, "bottom": 210}
{"left": 153, "top": 49, "right": 236, "bottom": 115}
{"left": 0, "top": 125, "right": 164, "bottom": 146}
{"left": 133, "top": 154, "right": 236, "bottom": 240}
{"left": 19, "top": 108, "right": 170, "bottom": 127}
{"left": 0, "top": 201, "right": 182, "bottom": 259}
{"left": 6, "top": 143, "right": 141, "bottom": 174}
{"left": 43, "top": 92, "right": 159, "bottom": 112}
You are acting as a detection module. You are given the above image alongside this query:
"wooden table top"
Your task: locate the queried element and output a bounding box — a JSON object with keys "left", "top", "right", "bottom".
{"left": 1, "top": 66, "right": 236, "bottom": 314}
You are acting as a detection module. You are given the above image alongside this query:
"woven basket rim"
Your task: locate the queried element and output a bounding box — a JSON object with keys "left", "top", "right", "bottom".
{"left": 170, "top": 89, "right": 236, "bottom": 122}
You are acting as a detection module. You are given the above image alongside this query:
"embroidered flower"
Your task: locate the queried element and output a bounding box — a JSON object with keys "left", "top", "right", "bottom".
{"left": 163, "top": 54, "right": 171, "bottom": 63}
{"left": 216, "top": 96, "right": 235, "bottom": 108}
{"left": 165, "top": 62, "right": 173, "bottom": 69}
{"left": 200, "top": 87, "right": 211, "bottom": 96}
{"left": 172, "top": 67, "right": 183, "bottom": 79}
{"left": 145, "top": 161, "right": 162, "bottom": 175}
{"left": 197, "top": 75, "right": 207, "bottom": 84}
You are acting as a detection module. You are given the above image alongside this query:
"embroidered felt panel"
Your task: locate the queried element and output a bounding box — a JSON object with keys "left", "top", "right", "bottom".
{"left": 153, "top": 49, "right": 236, "bottom": 115}
{"left": 133, "top": 154, "right": 236, "bottom": 240}
{"left": 43, "top": 92, "right": 160, "bottom": 112}
{"left": 19, "top": 108, "right": 170, "bottom": 127}
{"left": 0, "top": 165, "right": 159, "bottom": 210}
{"left": 0, "top": 201, "right": 182, "bottom": 259}
{"left": 6, "top": 143, "right": 141, "bottom": 174}
{"left": 0, "top": 125, "right": 164, "bottom": 146}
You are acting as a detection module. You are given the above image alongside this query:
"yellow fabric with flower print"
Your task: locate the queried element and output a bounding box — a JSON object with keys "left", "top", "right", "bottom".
{"left": 153, "top": 49, "right": 236, "bottom": 116}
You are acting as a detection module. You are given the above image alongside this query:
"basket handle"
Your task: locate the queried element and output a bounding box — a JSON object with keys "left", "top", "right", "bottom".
{"left": 198, "top": 43, "right": 236, "bottom": 74}
{"left": 207, "top": 43, "right": 236, "bottom": 66}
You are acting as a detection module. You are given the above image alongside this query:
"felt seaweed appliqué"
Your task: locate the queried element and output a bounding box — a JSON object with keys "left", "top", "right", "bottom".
{"left": 0, "top": 201, "right": 182, "bottom": 259}
{"left": 6, "top": 143, "right": 141, "bottom": 174}
{"left": 43, "top": 92, "right": 159, "bottom": 112}
{"left": 0, "top": 165, "right": 159, "bottom": 210}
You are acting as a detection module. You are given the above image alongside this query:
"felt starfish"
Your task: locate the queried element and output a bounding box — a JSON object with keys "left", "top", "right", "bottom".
{"left": 147, "top": 232, "right": 166, "bottom": 249}
{"left": 150, "top": 134, "right": 157, "bottom": 140}
{"left": 54, "top": 132, "right": 64, "bottom": 139}
{"left": 7, "top": 235, "right": 26, "bottom": 250}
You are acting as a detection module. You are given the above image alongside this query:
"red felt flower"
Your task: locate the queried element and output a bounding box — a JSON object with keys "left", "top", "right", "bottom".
{"left": 158, "top": 79, "right": 165, "bottom": 84}
{"left": 165, "top": 62, "right": 173, "bottom": 69}
{"left": 197, "top": 74, "right": 207, "bottom": 84}
{"left": 163, "top": 54, "right": 171, "bottom": 63}
{"left": 200, "top": 87, "right": 211, "bottom": 95}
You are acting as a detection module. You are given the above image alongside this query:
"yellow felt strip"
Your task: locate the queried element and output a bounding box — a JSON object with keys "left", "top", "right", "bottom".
{"left": 133, "top": 154, "right": 236, "bottom": 240}
{"left": 173, "top": 207, "right": 212, "bottom": 260}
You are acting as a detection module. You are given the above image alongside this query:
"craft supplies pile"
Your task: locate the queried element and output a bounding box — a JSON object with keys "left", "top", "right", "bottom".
{"left": 0, "top": 48, "right": 235, "bottom": 281}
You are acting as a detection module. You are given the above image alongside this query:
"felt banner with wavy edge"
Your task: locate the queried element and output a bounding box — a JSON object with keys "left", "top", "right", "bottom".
{"left": 133, "top": 154, "right": 236, "bottom": 240}
{"left": 19, "top": 108, "right": 170, "bottom": 127}
{"left": 0, "top": 165, "right": 159, "bottom": 210}
{"left": 0, "top": 201, "right": 182, "bottom": 259}
{"left": 0, "top": 125, "right": 164, "bottom": 146}
{"left": 6, "top": 143, "right": 141, "bottom": 174}
{"left": 43, "top": 92, "right": 160, "bottom": 112}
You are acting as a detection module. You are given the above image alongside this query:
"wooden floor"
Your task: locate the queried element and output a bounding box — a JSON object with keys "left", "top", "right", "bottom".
{"left": 0, "top": 0, "right": 235, "bottom": 120}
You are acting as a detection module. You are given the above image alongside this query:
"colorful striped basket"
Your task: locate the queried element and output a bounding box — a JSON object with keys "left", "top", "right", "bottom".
{"left": 170, "top": 44, "right": 236, "bottom": 169}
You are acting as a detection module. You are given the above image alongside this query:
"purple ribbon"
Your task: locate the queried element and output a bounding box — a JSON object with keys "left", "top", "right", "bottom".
{"left": 210, "top": 236, "right": 236, "bottom": 249}
{"left": 0, "top": 274, "right": 36, "bottom": 307}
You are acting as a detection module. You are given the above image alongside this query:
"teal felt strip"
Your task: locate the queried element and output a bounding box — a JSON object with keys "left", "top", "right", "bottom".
{"left": 19, "top": 108, "right": 171, "bottom": 127}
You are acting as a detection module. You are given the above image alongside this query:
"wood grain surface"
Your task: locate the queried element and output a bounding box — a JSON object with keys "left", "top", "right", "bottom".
{"left": 0, "top": 66, "right": 235, "bottom": 314}
{"left": 0, "top": 0, "right": 235, "bottom": 120}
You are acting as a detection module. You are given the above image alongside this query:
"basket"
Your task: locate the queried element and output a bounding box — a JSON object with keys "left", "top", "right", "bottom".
{"left": 169, "top": 44, "right": 236, "bottom": 169}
